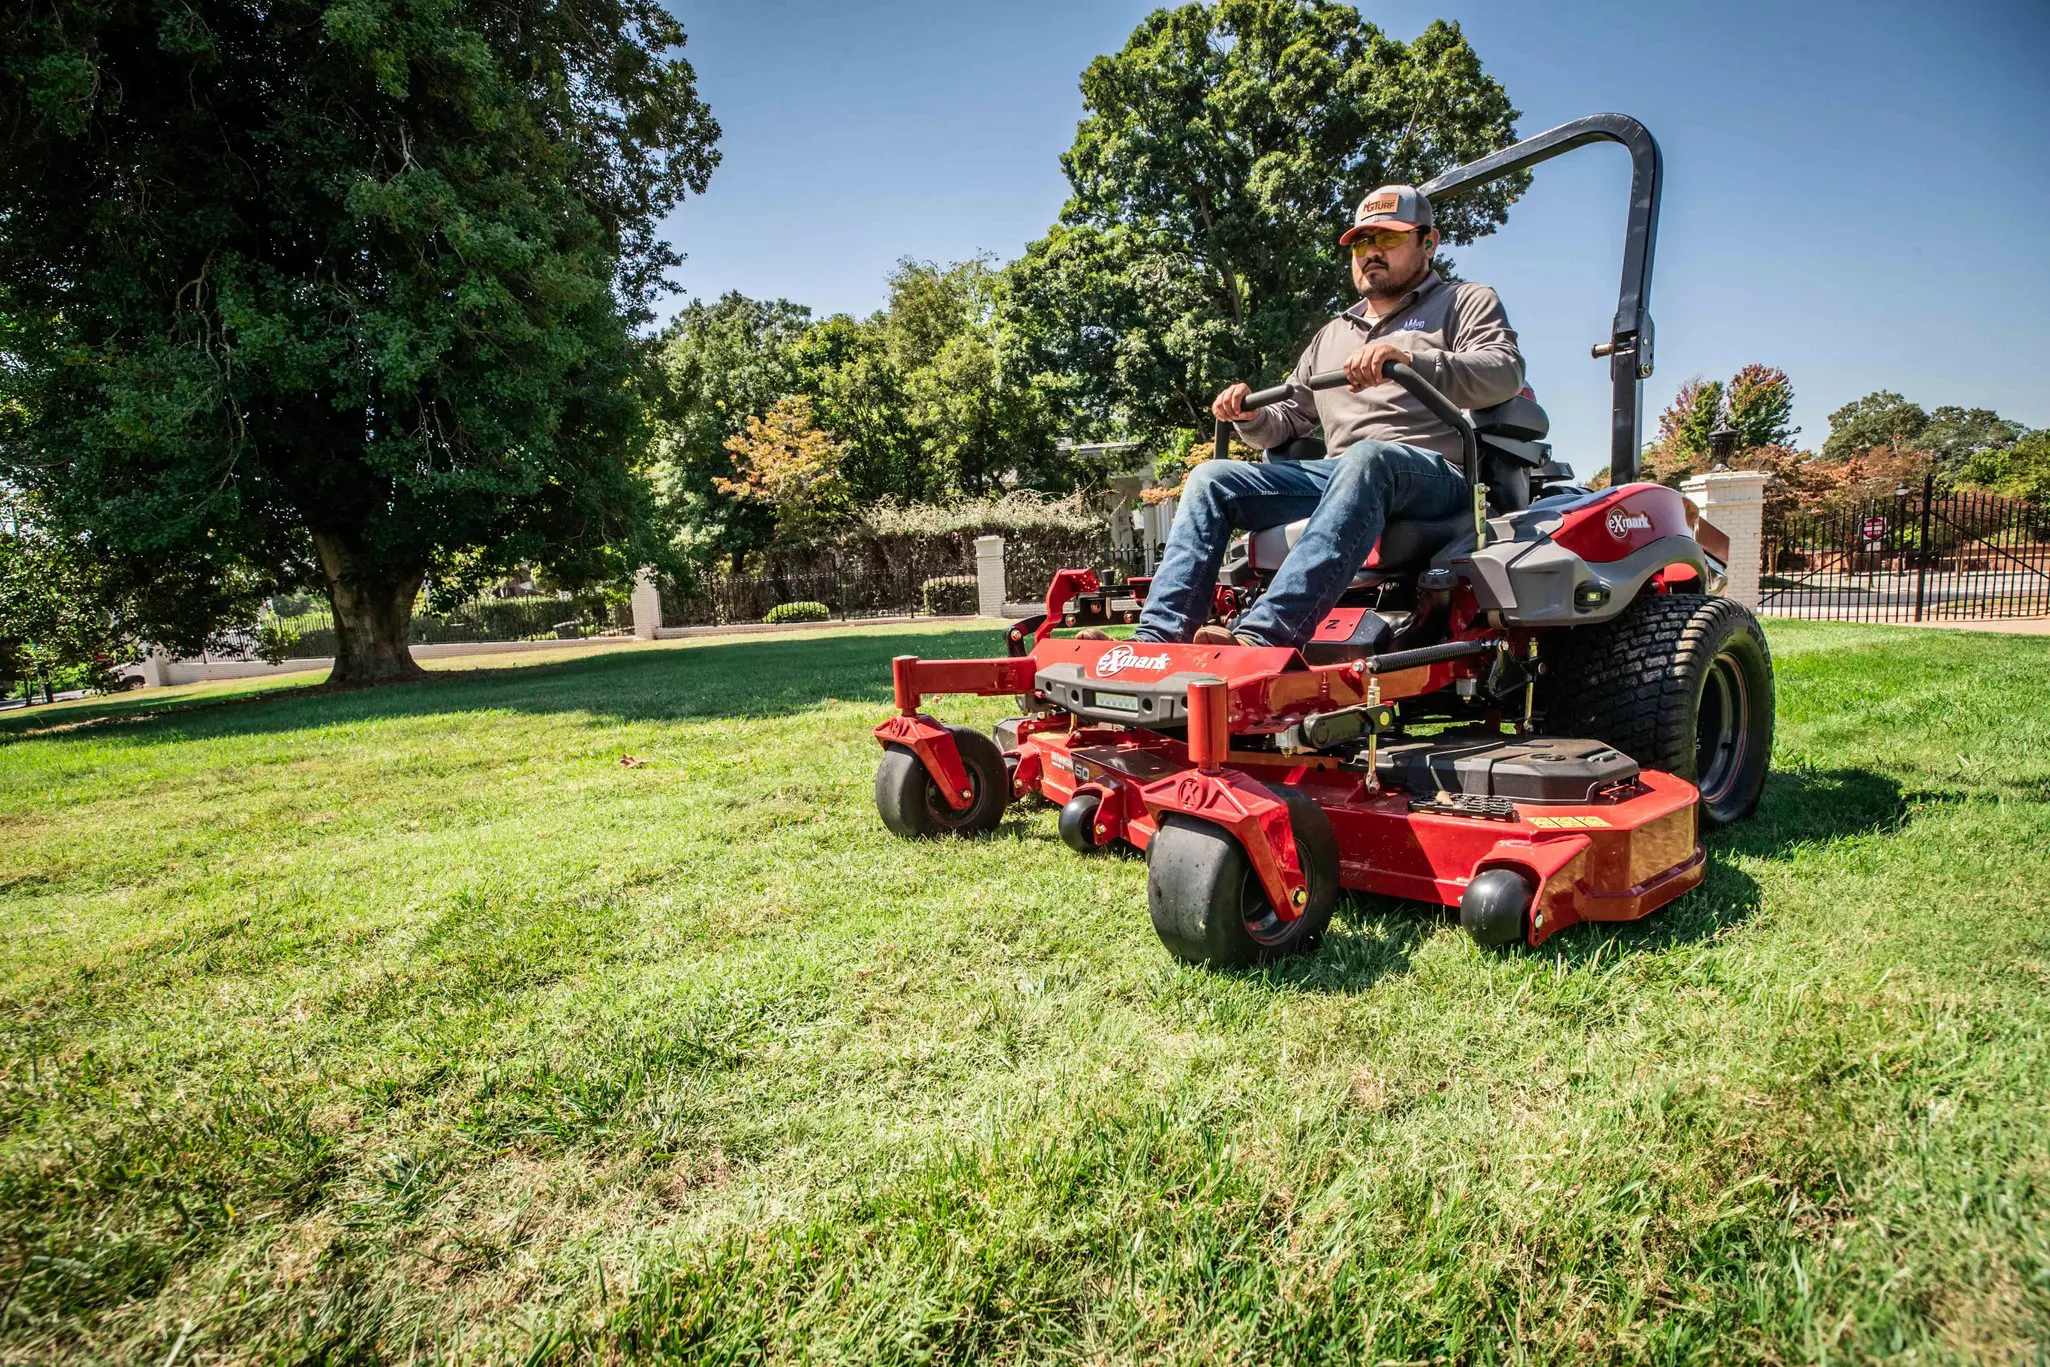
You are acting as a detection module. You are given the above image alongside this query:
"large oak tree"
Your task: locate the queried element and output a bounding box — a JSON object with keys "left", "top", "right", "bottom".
{"left": 0, "top": 0, "right": 718, "bottom": 681}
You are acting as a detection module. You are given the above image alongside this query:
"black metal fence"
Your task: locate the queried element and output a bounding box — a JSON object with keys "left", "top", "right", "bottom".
{"left": 659, "top": 549, "right": 975, "bottom": 628}
{"left": 1760, "top": 476, "right": 2050, "bottom": 622}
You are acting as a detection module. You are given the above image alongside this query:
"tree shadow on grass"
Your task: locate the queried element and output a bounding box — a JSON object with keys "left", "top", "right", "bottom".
{"left": 0, "top": 625, "right": 1012, "bottom": 744}
{"left": 1250, "top": 766, "right": 1912, "bottom": 992}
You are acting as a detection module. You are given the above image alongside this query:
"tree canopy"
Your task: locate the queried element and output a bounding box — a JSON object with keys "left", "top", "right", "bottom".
{"left": 649, "top": 261, "right": 1069, "bottom": 569}
{"left": 1004, "top": 2, "right": 1522, "bottom": 439}
{"left": 0, "top": 0, "right": 720, "bottom": 681}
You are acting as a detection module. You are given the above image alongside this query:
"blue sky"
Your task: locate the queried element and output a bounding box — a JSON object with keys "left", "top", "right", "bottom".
{"left": 659, "top": 0, "right": 2050, "bottom": 479}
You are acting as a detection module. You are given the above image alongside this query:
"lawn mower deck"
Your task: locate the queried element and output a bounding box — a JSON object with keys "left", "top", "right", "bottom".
{"left": 873, "top": 596, "right": 1705, "bottom": 964}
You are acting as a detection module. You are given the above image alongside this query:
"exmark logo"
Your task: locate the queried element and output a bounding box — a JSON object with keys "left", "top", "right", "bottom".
{"left": 1093, "top": 644, "right": 1171, "bottom": 677}
{"left": 1606, "top": 508, "right": 1653, "bottom": 540}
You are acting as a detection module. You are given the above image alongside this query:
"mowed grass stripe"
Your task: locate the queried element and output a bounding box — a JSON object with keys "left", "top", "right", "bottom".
{"left": 0, "top": 620, "right": 2044, "bottom": 1363}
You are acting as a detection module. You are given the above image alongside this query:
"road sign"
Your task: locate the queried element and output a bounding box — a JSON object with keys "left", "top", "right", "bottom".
{"left": 1862, "top": 516, "right": 1888, "bottom": 541}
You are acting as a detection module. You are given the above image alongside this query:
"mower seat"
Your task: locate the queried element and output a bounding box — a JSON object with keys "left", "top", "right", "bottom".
{"left": 1246, "top": 509, "right": 1472, "bottom": 575}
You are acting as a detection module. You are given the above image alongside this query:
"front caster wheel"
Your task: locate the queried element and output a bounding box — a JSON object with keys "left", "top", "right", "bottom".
{"left": 1058, "top": 791, "right": 1106, "bottom": 853}
{"left": 875, "top": 726, "right": 1008, "bottom": 839}
{"left": 1460, "top": 868, "right": 1535, "bottom": 948}
{"left": 1146, "top": 787, "right": 1339, "bottom": 969}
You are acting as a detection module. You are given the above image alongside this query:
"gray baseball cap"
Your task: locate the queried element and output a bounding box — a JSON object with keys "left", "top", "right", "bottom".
{"left": 1339, "top": 184, "right": 1433, "bottom": 244}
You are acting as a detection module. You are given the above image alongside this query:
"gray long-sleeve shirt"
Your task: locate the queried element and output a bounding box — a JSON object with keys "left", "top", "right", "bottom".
{"left": 1232, "top": 270, "right": 1525, "bottom": 466}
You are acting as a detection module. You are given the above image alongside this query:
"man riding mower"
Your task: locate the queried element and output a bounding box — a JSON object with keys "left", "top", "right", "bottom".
{"left": 870, "top": 114, "right": 1774, "bottom": 969}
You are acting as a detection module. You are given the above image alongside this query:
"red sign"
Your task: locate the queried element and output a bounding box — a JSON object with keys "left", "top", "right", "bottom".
{"left": 1862, "top": 516, "right": 1887, "bottom": 540}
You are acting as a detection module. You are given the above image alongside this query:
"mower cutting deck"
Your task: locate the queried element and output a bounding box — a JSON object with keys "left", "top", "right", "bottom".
{"left": 875, "top": 597, "right": 1707, "bottom": 965}
{"left": 869, "top": 113, "right": 1773, "bottom": 966}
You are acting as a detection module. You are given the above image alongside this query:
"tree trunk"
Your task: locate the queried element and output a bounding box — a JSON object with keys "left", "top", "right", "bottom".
{"left": 314, "top": 532, "right": 426, "bottom": 685}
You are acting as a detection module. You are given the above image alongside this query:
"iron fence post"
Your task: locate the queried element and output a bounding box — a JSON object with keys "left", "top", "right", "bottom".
{"left": 1913, "top": 471, "right": 1934, "bottom": 622}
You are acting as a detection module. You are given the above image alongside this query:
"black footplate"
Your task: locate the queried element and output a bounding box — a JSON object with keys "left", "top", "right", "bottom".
{"left": 1377, "top": 734, "right": 1638, "bottom": 805}
{"left": 1408, "top": 792, "right": 1518, "bottom": 820}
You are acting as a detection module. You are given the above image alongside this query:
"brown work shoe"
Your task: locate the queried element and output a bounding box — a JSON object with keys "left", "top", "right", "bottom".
{"left": 1074, "top": 627, "right": 1112, "bottom": 640}
{"left": 1193, "top": 624, "right": 1256, "bottom": 647}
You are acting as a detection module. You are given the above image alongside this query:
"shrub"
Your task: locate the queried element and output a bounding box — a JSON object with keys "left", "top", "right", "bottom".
{"left": 763, "top": 601, "right": 830, "bottom": 625}
{"left": 921, "top": 574, "right": 979, "bottom": 616}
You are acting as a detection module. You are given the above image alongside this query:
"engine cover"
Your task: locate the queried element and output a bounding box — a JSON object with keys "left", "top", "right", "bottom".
{"left": 1376, "top": 735, "right": 1640, "bottom": 805}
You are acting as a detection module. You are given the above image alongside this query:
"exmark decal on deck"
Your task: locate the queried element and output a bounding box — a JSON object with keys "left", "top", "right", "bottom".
{"left": 1093, "top": 645, "right": 1171, "bottom": 678}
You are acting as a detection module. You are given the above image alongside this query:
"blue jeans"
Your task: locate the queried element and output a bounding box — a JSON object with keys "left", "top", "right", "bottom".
{"left": 1136, "top": 440, "right": 1469, "bottom": 648}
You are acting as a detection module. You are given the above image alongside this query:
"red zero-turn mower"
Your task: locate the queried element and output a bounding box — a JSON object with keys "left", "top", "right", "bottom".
{"left": 872, "top": 114, "right": 1775, "bottom": 967}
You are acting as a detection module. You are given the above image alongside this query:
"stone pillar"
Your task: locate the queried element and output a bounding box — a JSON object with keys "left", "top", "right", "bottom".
{"left": 137, "top": 645, "right": 173, "bottom": 688}
{"left": 974, "top": 535, "right": 1006, "bottom": 618}
{"left": 630, "top": 569, "right": 662, "bottom": 639}
{"left": 1680, "top": 470, "right": 1770, "bottom": 609}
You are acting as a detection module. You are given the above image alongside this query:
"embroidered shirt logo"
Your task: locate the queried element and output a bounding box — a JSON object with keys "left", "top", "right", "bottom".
{"left": 1093, "top": 644, "right": 1171, "bottom": 678}
{"left": 1400, "top": 317, "right": 1428, "bottom": 330}
{"left": 1606, "top": 508, "right": 1653, "bottom": 540}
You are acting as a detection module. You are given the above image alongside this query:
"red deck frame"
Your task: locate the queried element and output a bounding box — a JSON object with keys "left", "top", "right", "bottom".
{"left": 872, "top": 580, "right": 1705, "bottom": 945}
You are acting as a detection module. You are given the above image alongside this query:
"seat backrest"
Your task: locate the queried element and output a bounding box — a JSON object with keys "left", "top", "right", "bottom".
{"left": 1473, "top": 393, "right": 1549, "bottom": 441}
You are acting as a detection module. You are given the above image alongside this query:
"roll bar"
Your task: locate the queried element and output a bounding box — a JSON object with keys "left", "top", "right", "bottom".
{"left": 1421, "top": 113, "right": 1663, "bottom": 487}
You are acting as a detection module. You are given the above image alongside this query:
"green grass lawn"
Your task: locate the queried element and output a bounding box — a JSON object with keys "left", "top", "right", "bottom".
{"left": 1, "top": 621, "right": 2046, "bottom": 1364}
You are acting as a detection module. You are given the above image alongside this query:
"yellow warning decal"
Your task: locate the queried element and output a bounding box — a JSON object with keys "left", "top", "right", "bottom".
{"left": 1530, "top": 815, "right": 1612, "bottom": 829}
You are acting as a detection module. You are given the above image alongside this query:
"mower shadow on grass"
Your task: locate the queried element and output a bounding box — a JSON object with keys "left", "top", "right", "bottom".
{"left": 1243, "top": 766, "right": 1911, "bottom": 992}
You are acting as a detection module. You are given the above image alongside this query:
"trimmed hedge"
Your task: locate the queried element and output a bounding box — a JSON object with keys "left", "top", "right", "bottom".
{"left": 920, "top": 575, "right": 978, "bottom": 616}
{"left": 763, "top": 601, "right": 830, "bottom": 625}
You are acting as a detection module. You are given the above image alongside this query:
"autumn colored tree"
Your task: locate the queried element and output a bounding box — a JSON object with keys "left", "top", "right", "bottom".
{"left": 715, "top": 397, "right": 854, "bottom": 545}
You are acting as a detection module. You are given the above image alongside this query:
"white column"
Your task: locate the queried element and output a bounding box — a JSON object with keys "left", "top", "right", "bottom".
{"left": 630, "top": 569, "right": 662, "bottom": 639}
{"left": 974, "top": 535, "right": 1006, "bottom": 618}
{"left": 137, "top": 645, "right": 173, "bottom": 688}
{"left": 1680, "top": 471, "right": 1770, "bottom": 609}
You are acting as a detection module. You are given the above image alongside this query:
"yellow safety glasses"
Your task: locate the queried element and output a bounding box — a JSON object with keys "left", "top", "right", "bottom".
{"left": 1349, "top": 228, "right": 1421, "bottom": 254}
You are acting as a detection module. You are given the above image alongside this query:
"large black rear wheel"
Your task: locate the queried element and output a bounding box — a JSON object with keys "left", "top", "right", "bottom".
{"left": 1537, "top": 593, "right": 1774, "bottom": 828}
{"left": 1146, "top": 786, "right": 1339, "bottom": 969}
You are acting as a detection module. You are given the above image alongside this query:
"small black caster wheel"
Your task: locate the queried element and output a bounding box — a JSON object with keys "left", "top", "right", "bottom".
{"left": 1460, "top": 868, "right": 1535, "bottom": 948}
{"left": 1058, "top": 791, "right": 1106, "bottom": 853}
{"left": 875, "top": 726, "right": 1009, "bottom": 839}
{"left": 1145, "top": 787, "right": 1338, "bottom": 969}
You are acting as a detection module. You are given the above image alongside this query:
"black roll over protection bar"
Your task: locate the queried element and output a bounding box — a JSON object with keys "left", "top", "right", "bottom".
{"left": 1211, "top": 112, "right": 1663, "bottom": 490}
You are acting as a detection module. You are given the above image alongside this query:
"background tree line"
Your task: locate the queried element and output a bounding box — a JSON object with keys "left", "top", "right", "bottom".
{"left": 1628, "top": 364, "right": 2046, "bottom": 509}
{"left": 3, "top": 0, "right": 2041, "bottom": 693}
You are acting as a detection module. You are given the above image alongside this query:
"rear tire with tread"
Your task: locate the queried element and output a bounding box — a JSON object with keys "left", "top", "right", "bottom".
{"left": 1537, "top": 593, "right": 1773, "bottom": 828}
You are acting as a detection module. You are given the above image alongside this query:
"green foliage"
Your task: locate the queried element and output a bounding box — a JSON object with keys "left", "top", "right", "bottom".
{"left": 919, "top": 575, "right": 980, "bottom": 617}
{"left": 1004, "top": 3, "right": 1521, "bottom": 439}
{"left": 1957, "top": 431, "right": 2050, "bottom": 502}
{"left": 1822, "top": 391, "right": 1929, "bottom": 464}
{"left": 860, "top": 492, "right": 1110, "bottom": 599}
{"left": 1922, "top": 405, "right": 2029, "bottom": 471}
{"left": 1724, "top": 365, "right": 1798, "bottom": 450}
{"left": 649, "top": 293, "right": 814, "bottom": 566}
{"left": 762, "top": 600, "right": 830, "bottom": 625}
{"left": 0, "top": 493, "right": 269, "bottom": 683}
{"left": 651, "top": 265, "right": 1071, "bottom": 569}
{"left": 1821, "top": 392, "right": 2032, "bottom": 485}
{"left": 1657, "top": 378, "right": 1728, "bottom": 462}
{"left": 0, "top": 0, "right": 720, "bottom": 681}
